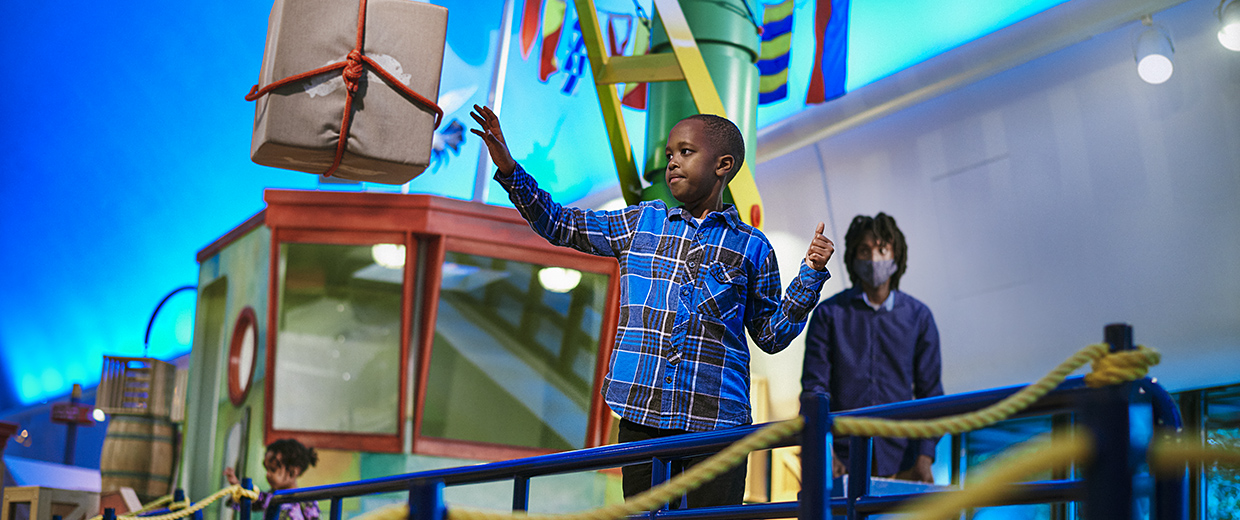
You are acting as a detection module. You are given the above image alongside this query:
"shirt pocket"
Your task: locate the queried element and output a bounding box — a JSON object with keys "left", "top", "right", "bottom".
{"left": 698, "top": 262, "right": 748, "bottom": 322}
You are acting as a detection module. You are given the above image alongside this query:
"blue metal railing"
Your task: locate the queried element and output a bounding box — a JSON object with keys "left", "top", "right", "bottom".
{"left": 252, "top": 323, "right": 1183, "bottom": 520}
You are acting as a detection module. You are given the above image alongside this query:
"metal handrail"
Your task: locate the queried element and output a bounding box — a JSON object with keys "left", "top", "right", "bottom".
{"left": 260, "top": 325, "right": 1184, "bottom": 520}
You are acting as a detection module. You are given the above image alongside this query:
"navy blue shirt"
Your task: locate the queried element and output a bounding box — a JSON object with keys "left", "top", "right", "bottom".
{"left": 801, "top": 287, "right": 943, "bottom": 476}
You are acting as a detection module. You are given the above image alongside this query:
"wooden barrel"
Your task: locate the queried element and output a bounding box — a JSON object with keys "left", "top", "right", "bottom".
{"left": 100, "top": 415, "right": 176, "bottom": 502}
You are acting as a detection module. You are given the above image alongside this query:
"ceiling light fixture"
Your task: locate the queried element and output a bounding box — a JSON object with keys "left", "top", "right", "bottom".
{"left": 1135, "top": 15, "right": 1175, "bottom": 84}
{"left": 538, "top": 267, "right": 582, "bottom": 293}
{"left": 1219, "top": 0, "right": 1240, "bottom": 51}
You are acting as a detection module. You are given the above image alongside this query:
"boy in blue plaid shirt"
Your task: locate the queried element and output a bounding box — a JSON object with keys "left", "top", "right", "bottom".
{"left": 471, "top": 105, "right": 834, "bottom": 506}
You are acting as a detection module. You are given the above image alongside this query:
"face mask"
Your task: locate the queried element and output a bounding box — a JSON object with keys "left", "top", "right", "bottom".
{"left": 855, "top": 259, "right": 897, "bottom": 288}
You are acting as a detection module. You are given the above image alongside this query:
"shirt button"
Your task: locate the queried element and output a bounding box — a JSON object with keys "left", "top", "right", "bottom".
{"left": 688, "top": 260, "right": 697, "bottom": 268}
{"left": 665, "top": 376, "right": 673, "bottom": 384}
{"left": 682, "top": 286, "right": 691, "bottom": 295}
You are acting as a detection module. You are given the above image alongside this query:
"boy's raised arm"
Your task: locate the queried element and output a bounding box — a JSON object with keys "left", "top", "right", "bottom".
{"left": 470, "top": 104, "right": 517, "bottom": 175}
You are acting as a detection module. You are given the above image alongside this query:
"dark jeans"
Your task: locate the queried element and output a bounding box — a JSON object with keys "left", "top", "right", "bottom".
{"left": 618, "top": 418, "right": 748, "bottom": 508}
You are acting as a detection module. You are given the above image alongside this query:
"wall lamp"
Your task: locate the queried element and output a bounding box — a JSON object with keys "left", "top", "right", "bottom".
{"left": 1135, "top": 15, "right": 1175, "bottom": 84}
{"left": 1220, "top": 0, "right": 1240, "bottom": 51}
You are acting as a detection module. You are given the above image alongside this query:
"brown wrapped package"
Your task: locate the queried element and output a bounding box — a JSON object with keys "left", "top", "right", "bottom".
{"left": 250, "top": 0, "right": 447, "bottom": 185}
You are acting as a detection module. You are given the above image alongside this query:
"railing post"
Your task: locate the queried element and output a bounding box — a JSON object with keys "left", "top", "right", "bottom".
{"left": 1142, "top": 379, "right": 1188, "bottom": 520}
{"left": 103, "top": 509, "right": 116, "bottom": 520}
{"left": 799, "top": 392, "right": 832, "bottom": 520}
{"left": 846, "top": 437, "right": 872, "bottom": 520}
{"left": 512, "top": 476, "right": 530, "bottom": 512}
{"left": 408, "top": 480, "right": 445, "bottom": 520}
{"left": 262, "top": 477, "right": 279, "bottom": 520}
{"left": 241, "top": 478, "right": 253, "bottom": 520}
{"left": 1080, "top": 323, "right": 1152, "bottom": 520}
{"left": 330, "top": 498, "right": 343, "bottom": 520}
{"left": 651, "top": 456, "right": 675, "bottom": 513}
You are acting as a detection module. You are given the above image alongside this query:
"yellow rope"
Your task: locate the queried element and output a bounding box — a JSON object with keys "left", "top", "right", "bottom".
{"left": 345, "top": 343, "right": 1158, "bottom": 520}
{"left": 1148, "top": 437, "right": 1240, "bottom": 475}
{"left": 130, "top": 495, "right": 176, "bottom": 516}
{"left": 833, "top": 344, "right": 1160, "bottom": 439}
{"left": 894, "top": 430, "right": 1240, "bottom": 520}
{"left": 88, "top": 485, "right": 259, "bottom": 520}
{"left": 893, "top": 432, "right": 1093, "bottom": 520}
{"left": 165, "top": 343, "right": 1160, "bottom": 520}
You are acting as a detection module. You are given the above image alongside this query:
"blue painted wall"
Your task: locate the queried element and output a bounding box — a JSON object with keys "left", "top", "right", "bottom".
{"left": 0, "top": 0, "right": 1067, "bottom": 412}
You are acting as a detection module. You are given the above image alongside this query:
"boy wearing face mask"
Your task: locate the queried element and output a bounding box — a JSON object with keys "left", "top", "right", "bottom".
{"left": 800, "top": 213, "right": 944, "bottom": 483}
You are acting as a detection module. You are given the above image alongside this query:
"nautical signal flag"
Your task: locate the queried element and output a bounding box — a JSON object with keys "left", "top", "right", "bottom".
{"left": 610, "top": 13, "right": 650, "bottom": 110}
{"left": 539, "top": 0, "right": 568, "bottom": 82}
{"left": 518, "top": 0, "right": 542, "bottom": 60}
{"left": 806, "top": 0, "right": 849, "bottom": 104}
{"left": 757, "top": 0, "right": 794, "bottom": 105}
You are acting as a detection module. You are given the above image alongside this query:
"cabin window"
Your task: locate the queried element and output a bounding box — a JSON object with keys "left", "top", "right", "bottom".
{"left": 419, "top": 248, "right": 609, "bottom": 452}
{"left": 271, "top": 240, "right": 406, "bottom": 443}
{"left": 1204, "top": 385, "right": 1240, "bottom": 520}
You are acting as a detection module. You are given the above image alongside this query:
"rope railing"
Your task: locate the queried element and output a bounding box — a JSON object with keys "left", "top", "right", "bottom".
{"left": 88, "top": 485, "right": 259, "bottom": 520}
{"left": 100, "top": 341, "right": 1225, "bottom": 520}
{"left": 345, "top": 342, "right": 1163, "bottom": 520}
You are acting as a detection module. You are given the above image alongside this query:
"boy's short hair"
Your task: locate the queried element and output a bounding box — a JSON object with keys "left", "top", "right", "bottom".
{"left": 683, "top": 114, "right": 744, "bottom": 180}
{"left": 267, "top": 438, "right": 318, "bottom": 473}
{"left": 843, "top": 213, "right": 908, "bottom": 290}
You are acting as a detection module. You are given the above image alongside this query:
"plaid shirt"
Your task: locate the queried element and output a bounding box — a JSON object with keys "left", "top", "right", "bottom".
{"left": 497, "top": 165, "right": 830, "bottom": 432}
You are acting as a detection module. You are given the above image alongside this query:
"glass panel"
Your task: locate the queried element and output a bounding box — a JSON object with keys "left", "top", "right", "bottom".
{"left": 965, "top": 415, "right": 1057, "bottom": 520}
{"left": 273, "top": 242, "right": 404, "bottom": 434}
{"left": 422, "top": 251, "right": 610, "bottom": 450}
{"left": 1205, "top": 386, "right": 1240, "bottom": 520}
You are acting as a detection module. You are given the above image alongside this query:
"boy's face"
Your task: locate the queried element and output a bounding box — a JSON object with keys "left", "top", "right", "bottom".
{"left": 264, "top": 451, "right": 300, "bottom": 490}
{"left": 664, "top": 119, "right": 731, "bottom": 206}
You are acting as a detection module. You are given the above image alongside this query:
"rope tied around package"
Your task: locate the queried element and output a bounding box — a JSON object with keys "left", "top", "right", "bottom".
{"left": 244, "top": 0, "right": 443, "bottom": 178}
{"left": 88, "top": 484, "right": 260, "bottom": 520}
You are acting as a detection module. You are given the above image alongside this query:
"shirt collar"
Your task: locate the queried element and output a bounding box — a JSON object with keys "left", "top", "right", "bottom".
{"left": 671, "top": 204, "right": 742, "bottom": 229}
{"left": 852, "top": 287, "right": 896, "bottom": 311}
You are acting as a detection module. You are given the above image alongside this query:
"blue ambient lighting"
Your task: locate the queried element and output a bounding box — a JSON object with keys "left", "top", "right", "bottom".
{"left": 0, "top": 0, "right": 1066, "bottom": 409}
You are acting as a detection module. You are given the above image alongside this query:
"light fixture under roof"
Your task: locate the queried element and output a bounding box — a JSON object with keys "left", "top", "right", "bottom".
{"left": 538, "top": 267, "right": 582, "bottom": 293}
{"left": 1134, "top": 15, "right": 1175, "bottom": 85}
{"left": 1219, "top": 0, "right": 1240, "bottom": 51}
{"left": 371, "top": 243, "right": 406, "bottom": 269}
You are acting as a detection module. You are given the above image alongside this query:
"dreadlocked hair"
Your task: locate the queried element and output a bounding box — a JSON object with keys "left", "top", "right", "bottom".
{"left": 843, "top": 213, "right": 908, "bottom": 290}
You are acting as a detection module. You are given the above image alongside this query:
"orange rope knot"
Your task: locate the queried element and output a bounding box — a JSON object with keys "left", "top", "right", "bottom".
{"left": 343, "top": 50, "right": 366, "bottom": 93}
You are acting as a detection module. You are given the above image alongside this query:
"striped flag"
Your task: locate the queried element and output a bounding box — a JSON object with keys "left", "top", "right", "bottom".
{"left": 539, "top": 0, "right": 568, "bottom": 82}
{"left": 805, "top": 0, "right": 849, "bottom": 104}
{"left": 757, "top": 0, "right": 794, "bottom": 105}
{"left": 518, "top": 0, "right": 543, "bottom": 60}
{"left": 611, "top": 14, "right": 649, "bottom": 109}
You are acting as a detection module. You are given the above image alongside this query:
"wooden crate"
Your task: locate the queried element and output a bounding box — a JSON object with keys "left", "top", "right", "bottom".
{"left": 96, "top": 357, "right": 177, "bottom": 418}
{"left": 1, "top": 486, "right": 99, "bottom": 520}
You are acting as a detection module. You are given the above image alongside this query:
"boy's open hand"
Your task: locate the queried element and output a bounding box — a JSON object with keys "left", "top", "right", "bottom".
{"left": 470, "top": 104, "right": 516, "bottom": 175}
{"left": 223, "top": 466, "right": 239, "bottom": 486}
{"left": 805, "top": 222, "right": 834, "bottom": 271}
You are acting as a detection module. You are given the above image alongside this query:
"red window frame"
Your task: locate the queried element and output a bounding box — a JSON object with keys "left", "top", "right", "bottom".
{"left": 410, "top": 235, "right": 620, "bottom": 461}
{"left": 258, "top": 190, "right": 620, "bottom": 460}
{"left": 264, "top": 227, "right": 413, "bottom": 453}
